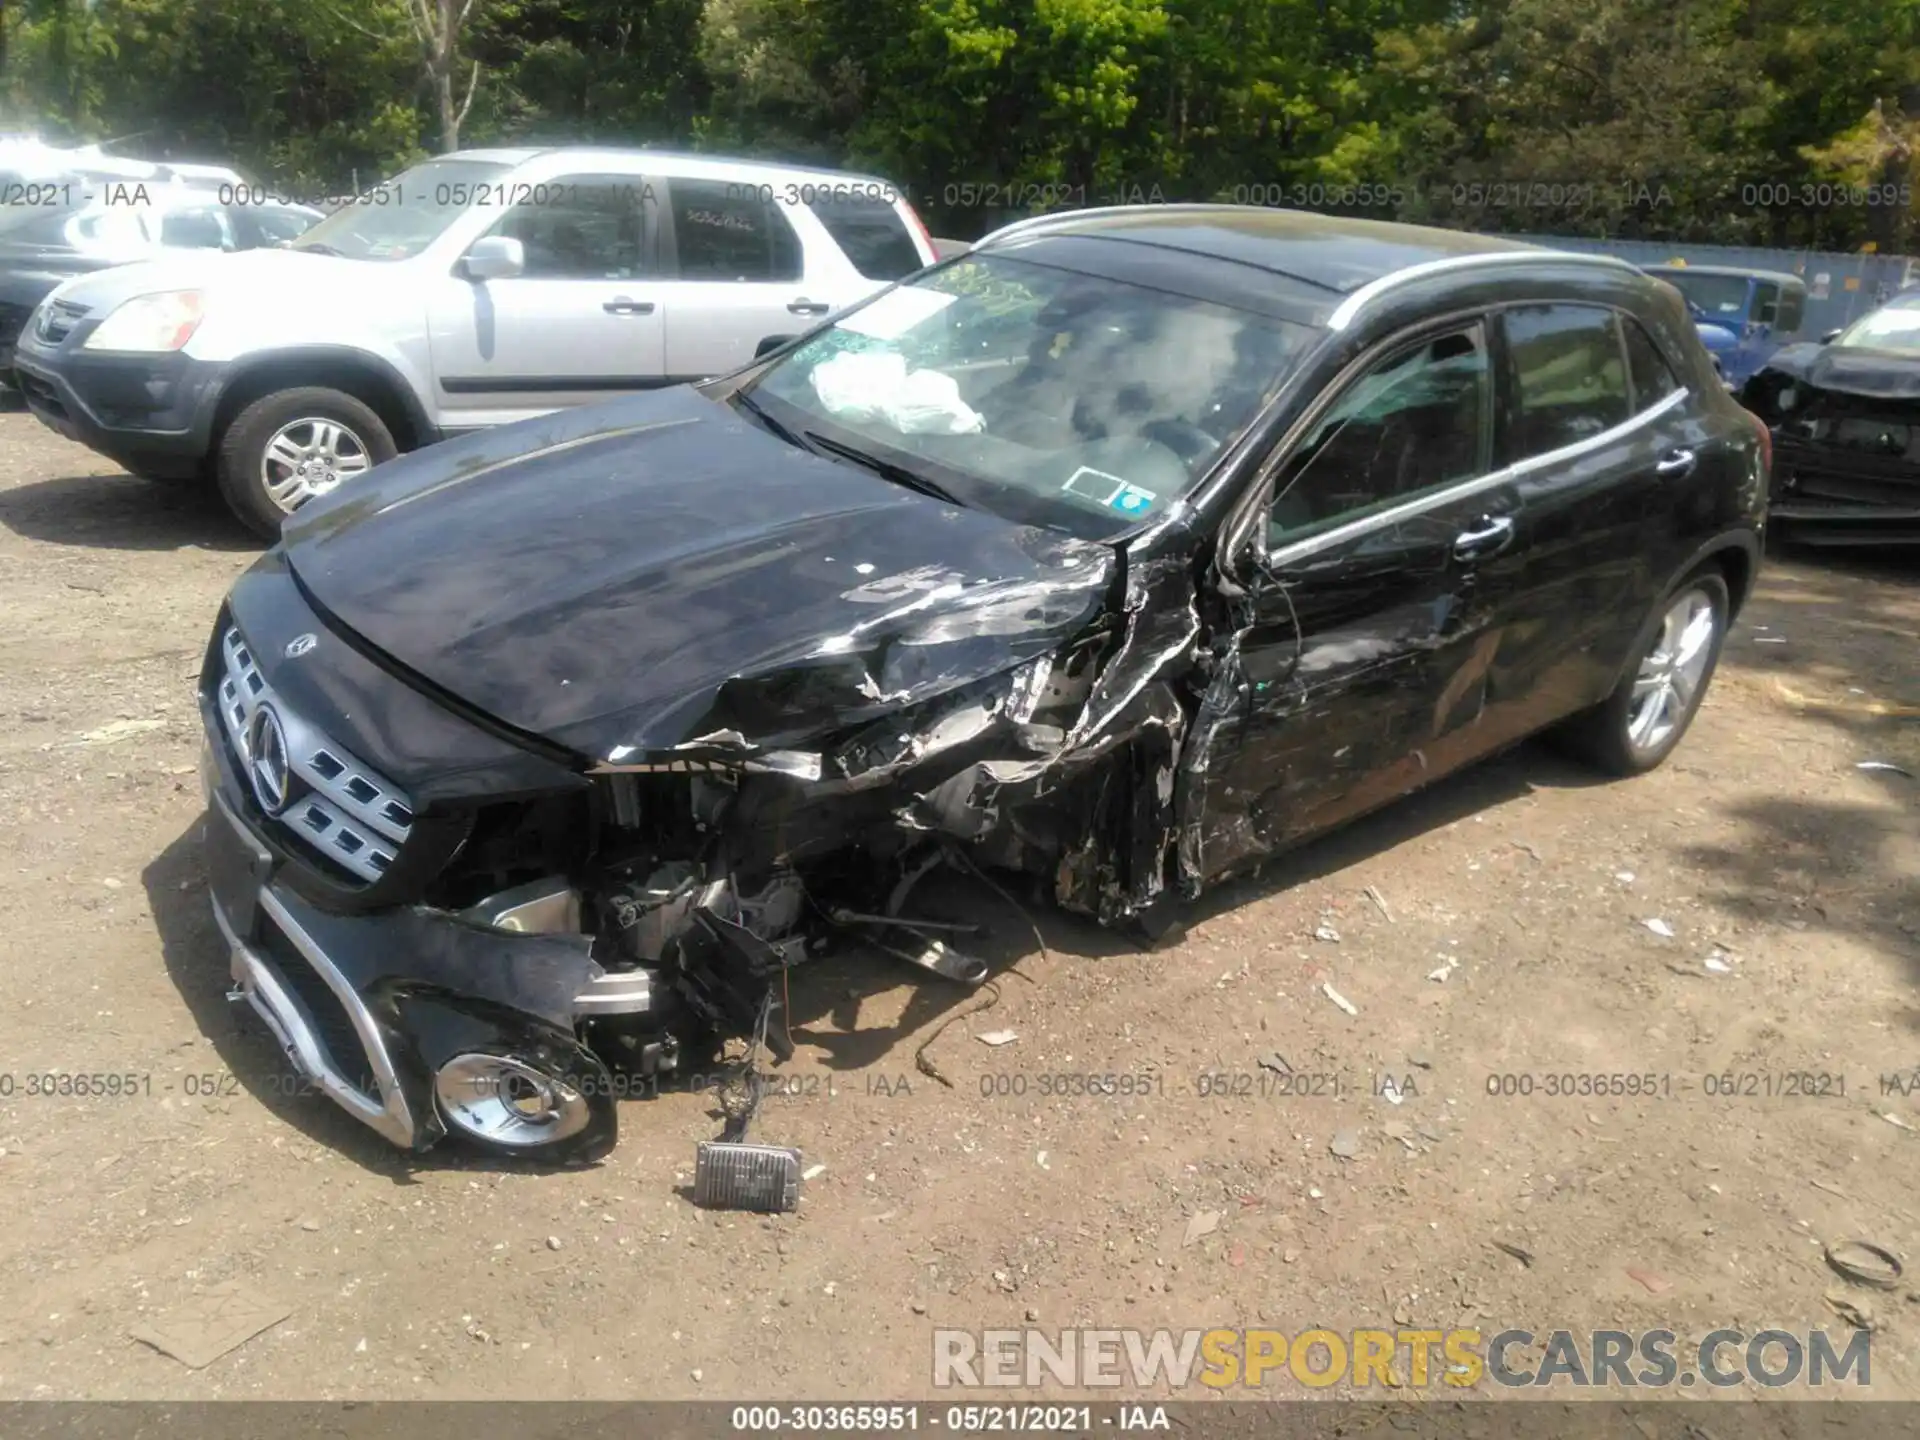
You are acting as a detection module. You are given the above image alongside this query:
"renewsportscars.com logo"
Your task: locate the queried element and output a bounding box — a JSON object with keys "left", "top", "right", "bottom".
{"left": 932, "top": 1327, "right": 1872, "bottom": 1390}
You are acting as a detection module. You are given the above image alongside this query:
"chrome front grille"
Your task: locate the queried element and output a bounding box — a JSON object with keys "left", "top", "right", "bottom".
{"left": 215, "top": 627, "right": 415, "bottom": 883}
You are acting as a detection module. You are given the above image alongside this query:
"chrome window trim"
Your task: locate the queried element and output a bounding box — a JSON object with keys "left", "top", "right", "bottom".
{"left": 1326, "top": 250, "right": 1639, "bottom": 331}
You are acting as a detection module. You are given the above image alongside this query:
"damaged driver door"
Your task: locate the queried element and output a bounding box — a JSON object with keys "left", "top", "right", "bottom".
{"left": 1186, "top": 320, "right": 1525, "bottom": 881}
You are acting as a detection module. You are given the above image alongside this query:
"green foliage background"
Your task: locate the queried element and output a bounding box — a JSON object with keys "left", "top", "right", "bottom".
{"left": 5, "top": 0, "right": 1920, "bottom": 246}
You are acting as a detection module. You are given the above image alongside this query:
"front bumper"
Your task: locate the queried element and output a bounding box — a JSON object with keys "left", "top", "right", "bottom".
{"left": 199, "top": 724, "right": 625, "bottom": 1158}
{"left": 1771, "top": 439, "right": 1920, "bottom": 545}
{"left": 11, "top": 331, "right": 226, "bottom": 479}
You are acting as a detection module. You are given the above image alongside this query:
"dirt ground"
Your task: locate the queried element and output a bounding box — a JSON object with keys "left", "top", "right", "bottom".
{"left": 0, "top": 404, "right": 1914, "bottom": 1403}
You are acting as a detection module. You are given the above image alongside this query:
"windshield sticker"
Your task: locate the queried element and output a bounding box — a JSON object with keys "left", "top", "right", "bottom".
{"left": 1109, "top": 485, "right": 1157, "bottom": 515}
{"left": 1062, "top": 466, "right": 1128, "bottom": 504}
{"left": 840, "top": 287, "right": 959, "bottom": 340}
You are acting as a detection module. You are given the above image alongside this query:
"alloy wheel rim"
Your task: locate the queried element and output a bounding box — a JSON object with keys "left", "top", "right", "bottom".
{"left": 1625, "top": 588, "right": 1718, "bottom": 754}
{"left": 260, "top": 417, "right": 372, "bottom": 512}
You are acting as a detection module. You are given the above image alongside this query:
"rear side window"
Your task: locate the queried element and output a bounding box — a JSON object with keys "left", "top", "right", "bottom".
{"left": 1776, "top": 286, "right": 1806, "bottom": 332}
{"left": 668, "top": 180, "right": 802, "bottom": 282}
{"left": 1621, "top": 317, "right": 1681, "bottom": 410}
{"left": 1500, "top": 304, "right": 1630, "bottom": 458}
{"left": 804, "top": 194, "right": 924, "bottom": 280}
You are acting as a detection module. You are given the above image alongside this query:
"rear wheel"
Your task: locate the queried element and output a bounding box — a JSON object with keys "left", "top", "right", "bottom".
{"left": 1554, "top": 570, "right": 1729, "bottom": 776}
{"left": 216, "top": 386, "right": 395, "bottom": 539}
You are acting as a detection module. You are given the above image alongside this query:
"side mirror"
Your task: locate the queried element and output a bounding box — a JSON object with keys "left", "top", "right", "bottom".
{"left": 462, "top": 235, "right": 524, "bottom": 282}
{"left": 1821, "top": 328, "right": 1843, "bottom": 345}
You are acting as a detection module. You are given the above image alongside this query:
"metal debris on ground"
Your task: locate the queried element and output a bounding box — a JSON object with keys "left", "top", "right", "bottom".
{"left": 1490, "top": 1241, "right": 1534, "bottom": 1268}
{"left": 1856, "top": 761, "right": 1915, "bottom": 778}
{"left": 1823, "top": 1240, "right": 1903, "bottom": 1290}
{"left": 1426, "top": 957, "right": 1458, "bottom": 983}
{"left": 693, "top": 1139, "right": 803, "bottom": 1213}
{"left": 1258, "top": 1052, "right": 1291, "bottom": 1075}
{"left": 1322, "top": 982, "right": 1359, "bottom": 1016}
{"left": 1642, "top": 918, "right": 1676, "bottom": 938}
{"left": 1363, "top": 885, "right": 1394, "bottom": 922}
{"left": 1314, "top": 922, "right": 1341, "bottom": 943}
{"left": 975, "top": 1029, "right": 1017, "bottom": 1047}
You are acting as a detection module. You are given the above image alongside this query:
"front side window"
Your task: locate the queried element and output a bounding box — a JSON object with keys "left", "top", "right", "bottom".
{"left": 1267, "top": 326, "right": 1491, "bottom": 544}
{"left": 484, "top": 175, "right": 647, "bottom": 279}
{"left": 288, "top": 158, "right": 512, "bottom": 262}
{"left": 1753, "top": 281, "right": 1780, "bottom": 328}
{"left": 1500, "top": 304, "right": 1630, "bottom": 459}
{"left": 745, "top": 252, "right": 1316, "bottom": 540}
{"left": 668, "top": 180, "right": 801, "bottom": 281}
{"left": 1775, "top": 286, "right": 1806, "bottom": 332}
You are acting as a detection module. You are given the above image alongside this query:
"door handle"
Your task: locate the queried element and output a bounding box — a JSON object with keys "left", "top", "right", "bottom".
{"left": 603, "top": 297, "right": 656, "bottom": 315}
{"left": 1655, "top": 447, "right": 1696, "bottom": 477}
{"left": 1452, "top": 514, "right": 1515, "bottom": 562}
{"left": 787, "top": 297, "right": 831, "bottom": 316}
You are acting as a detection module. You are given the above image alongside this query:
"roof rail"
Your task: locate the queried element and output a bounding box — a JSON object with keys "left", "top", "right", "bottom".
{"left": 1326, "top": 249, "right": 1640, "bottom": 330}
{"left": 976, "top": 202, "right": 1251, "bottom": 249}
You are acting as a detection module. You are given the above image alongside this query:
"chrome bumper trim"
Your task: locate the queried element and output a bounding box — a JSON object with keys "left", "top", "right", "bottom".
{"left": 213, "top": 889, "right": 418, "bottom": 1148}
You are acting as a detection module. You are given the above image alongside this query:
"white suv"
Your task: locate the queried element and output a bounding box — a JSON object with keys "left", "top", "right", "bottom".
{"left": 11, "top": 147, "right": 938, "bottom": 535}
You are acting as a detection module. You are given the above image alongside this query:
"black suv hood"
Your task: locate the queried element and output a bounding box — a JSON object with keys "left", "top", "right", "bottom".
{"left": 282, "top": 387, "right": 1115, "bottom": 763}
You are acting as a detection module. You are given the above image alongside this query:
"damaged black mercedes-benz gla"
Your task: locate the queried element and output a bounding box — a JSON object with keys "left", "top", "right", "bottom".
{"left": 197, "top": 206, "right": 1769, "bottom": 1162}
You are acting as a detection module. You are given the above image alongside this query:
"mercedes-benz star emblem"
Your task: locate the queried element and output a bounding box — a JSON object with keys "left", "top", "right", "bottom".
{"left": 284, "top": 633, "right": 318, "bottom": 658}
{"left": 245, "top": 706, "right": 293, "bottom": 816}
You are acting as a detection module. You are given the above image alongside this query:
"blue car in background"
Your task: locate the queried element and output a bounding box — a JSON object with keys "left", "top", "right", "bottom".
{"left": 1643, "top": 264, "right": 1811, "bottom": 387}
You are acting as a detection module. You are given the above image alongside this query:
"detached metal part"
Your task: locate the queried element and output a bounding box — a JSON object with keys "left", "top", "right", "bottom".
{"left": 694, "top": 1140, "right": 803, "bottom": 1213}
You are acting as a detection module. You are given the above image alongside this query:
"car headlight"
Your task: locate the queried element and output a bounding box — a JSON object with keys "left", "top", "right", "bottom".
{"left": 83, "top": 290, "right": 205, "bottom": 352}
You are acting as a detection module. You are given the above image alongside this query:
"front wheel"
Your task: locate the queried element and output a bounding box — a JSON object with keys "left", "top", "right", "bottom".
{"left": 1554, "top": 570, "right": 1730, "bottom": 776}
{"left": 215, "top": 387, "right": 395, "bottom": 539}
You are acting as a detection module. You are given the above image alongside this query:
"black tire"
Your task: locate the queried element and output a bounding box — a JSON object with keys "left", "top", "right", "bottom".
{"left": 1553, "top": 568, "right": 1730, "bottom": 777}
{"left": 215, "top": 386, "right": 396, "bottom": 539}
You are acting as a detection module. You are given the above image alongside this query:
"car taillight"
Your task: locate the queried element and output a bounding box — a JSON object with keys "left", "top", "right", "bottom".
{"left": 899, "top": 198, "right": 937, "bottom": 264}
